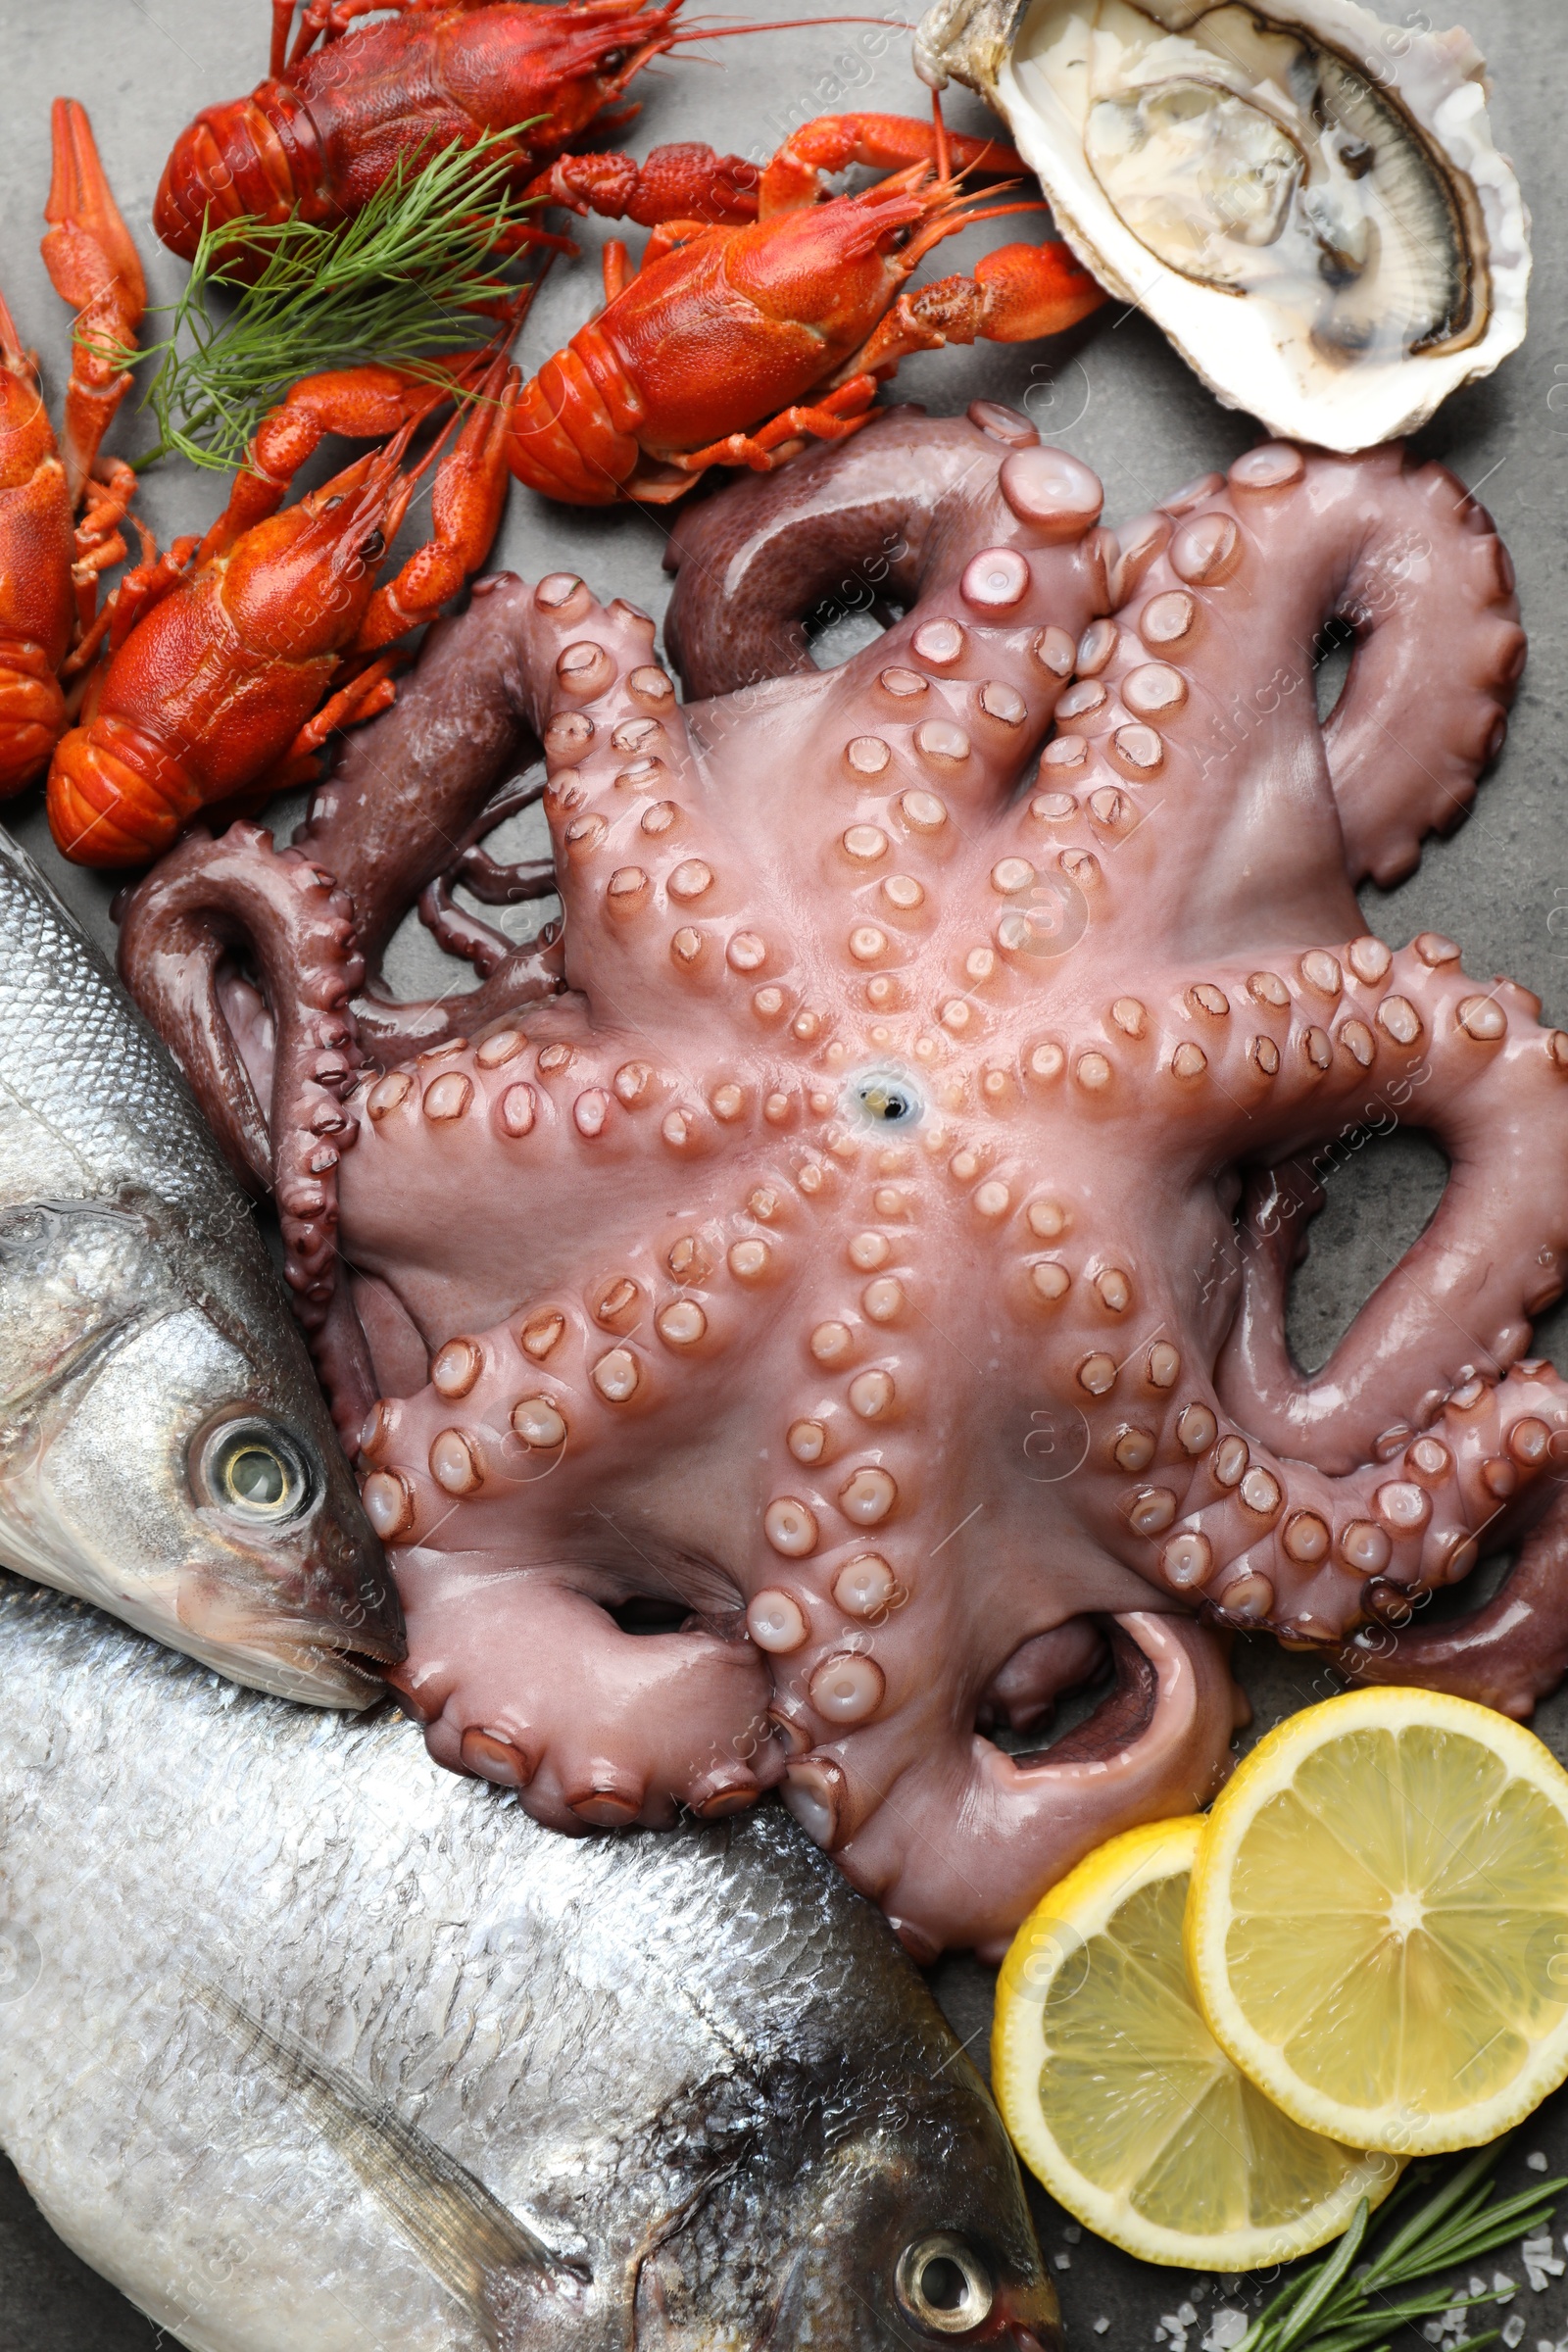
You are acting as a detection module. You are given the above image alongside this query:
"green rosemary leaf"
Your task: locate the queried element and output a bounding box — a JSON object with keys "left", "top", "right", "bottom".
{"left": 1426, "top": 2198, "right": 1564, "bottom": 2277}
{"left": 1274, "top": 2200, "right": 1373, "bottom": 2352}
{"left": 1360, "top": 2145, "right": 1505, "bottom": 2289}
{"left": 128, "top": 127, "right": 542, "bottom": 472}
{"left": 1234, "top": 2265, "right": 1314, "bottom": 2352}
{"left": 1230, "top": 2141, "right": 1559, "bottom": 2352}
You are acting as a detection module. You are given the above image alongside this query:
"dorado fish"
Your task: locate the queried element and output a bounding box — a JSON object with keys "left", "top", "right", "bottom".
{"left": 0, "top": 829, "right": 399, "bottom": 1702}
{"left": 0, "top": 1575, "right": 1058, "bottom": 2352}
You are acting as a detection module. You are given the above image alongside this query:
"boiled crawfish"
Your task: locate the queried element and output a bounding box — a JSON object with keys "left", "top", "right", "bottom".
{"left": 507, "top": 111, "right": 1106, "bottom": 502}
{"left": 0, "top": 101, "right": 144, "bottom": 795}
{"left": 47, "top": 348, "right": 520, "bottom": 867}
{"left": 154, "top": 0, "right": 759, "bottom": 272}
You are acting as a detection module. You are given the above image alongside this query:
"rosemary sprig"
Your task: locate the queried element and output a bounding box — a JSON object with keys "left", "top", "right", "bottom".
{"left": 130, "top": 128, "right": 542, "bottom": 471}
{"left": 1232, "top": 2140, "right": 1566, "bottom": 2352}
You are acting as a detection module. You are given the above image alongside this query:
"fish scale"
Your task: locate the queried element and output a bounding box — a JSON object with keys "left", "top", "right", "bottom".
{"left": 0, "top": 840, "right": 220, "bottom": 1203}
{"left": 0, "top": 1577, "right": 1057, "bottom": 2352}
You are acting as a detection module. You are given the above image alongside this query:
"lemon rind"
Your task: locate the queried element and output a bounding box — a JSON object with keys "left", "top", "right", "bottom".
{"left": 995, "top": 1817, "right": 1397, "bottom": 2268}
{"left": 1187, "top": 1687, "right": 1568, "bottom": 2155}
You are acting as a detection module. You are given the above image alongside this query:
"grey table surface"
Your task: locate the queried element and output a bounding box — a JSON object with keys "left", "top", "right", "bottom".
{"left": 1, "top": 0, "right": 1567, "bottom": 2344}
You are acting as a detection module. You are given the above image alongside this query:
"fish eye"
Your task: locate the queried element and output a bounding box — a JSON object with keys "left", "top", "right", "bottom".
{"left": 895, "top": 2234, "right": 995, "bottom": 2335}
{"left": 195, "top": 1419, "right": 316, "bottom": 1526}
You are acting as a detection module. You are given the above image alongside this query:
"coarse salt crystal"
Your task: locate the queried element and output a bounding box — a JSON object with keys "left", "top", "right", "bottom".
{"left": 1503, "top": 2317, "right": 1527, "bottom": 2348}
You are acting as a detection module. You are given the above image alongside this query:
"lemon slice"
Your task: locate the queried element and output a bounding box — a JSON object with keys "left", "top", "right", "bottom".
{"left": 993, "top": 1817, "right": 1396, "bottom": 2268}
{"left": 1187, "top": 1688, "right": 1568, "bottom": 2155}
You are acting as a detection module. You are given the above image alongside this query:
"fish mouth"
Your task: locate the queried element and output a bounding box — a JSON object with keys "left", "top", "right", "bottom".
{"left": 172, "top": 1615, "right": 406, "bottom": 1709}
{"left": 279, "top": 1620, "right": 406, "bottom": 1704}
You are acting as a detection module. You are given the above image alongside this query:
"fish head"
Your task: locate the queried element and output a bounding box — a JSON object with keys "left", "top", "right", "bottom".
{"left": 0, "top": 1197, "right": 403, "bottom": 1704}
{"left": 621, "top": 2048, "right": 1059, "bottom": 2352}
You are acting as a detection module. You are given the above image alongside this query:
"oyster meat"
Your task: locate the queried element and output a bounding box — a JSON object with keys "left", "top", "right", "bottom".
{"left": 914, "top": 0, "right": 1530, "bottom": 449}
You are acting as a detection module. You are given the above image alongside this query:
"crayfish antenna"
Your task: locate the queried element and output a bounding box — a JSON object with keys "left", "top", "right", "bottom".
{"left": 931, "top": 87, "right": 952, "bottom": 185}
{"left": 665, "top": 15, "right": 921, "bottom": 38}
{"left": 41, "top": 99, "right": 145, "bottom": 509}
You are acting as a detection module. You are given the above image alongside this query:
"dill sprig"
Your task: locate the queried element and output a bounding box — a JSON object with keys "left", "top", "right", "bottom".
{"left": 1235, "top": 2140, "right": 1566, "bottom": 2352}
{"left": 130, "top": 128, "right": 542, "bottom": 471}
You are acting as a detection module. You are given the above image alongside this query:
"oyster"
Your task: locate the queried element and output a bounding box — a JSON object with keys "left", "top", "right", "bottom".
{"left": 914, "top": 0, "right": 1529, "bottom": 449}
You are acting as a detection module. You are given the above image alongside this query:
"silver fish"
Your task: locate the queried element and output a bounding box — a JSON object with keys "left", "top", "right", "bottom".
{"left": 0, "top": 830, "right": 400, "bottom": 1703}
{"left": 0, "top": 1576, "right": 1059, "bottom": 2352}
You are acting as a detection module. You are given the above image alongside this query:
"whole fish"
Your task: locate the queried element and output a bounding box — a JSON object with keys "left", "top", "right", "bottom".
{"left": 0, "top": 828, "right": 400, "bottom": 1703}
{"left": 0, "top": 1576, "right": 1058, "bottom": 2352}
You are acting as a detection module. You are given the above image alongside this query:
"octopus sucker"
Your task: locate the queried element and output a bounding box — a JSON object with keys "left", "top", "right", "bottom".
{"left": 119, "top": 400, "right": 1564, "bottom": 1953}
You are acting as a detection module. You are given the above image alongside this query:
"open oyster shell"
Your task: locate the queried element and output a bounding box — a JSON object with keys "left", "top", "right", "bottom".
{"left": 914, "top": 0, "right": 1530, "bottom": 449}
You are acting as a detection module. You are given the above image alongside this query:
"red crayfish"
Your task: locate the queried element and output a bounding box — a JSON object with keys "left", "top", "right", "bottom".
{"left": 506, "top": 109, "right": 1107, "bottom": 502}
{"left": 0, "top": 101, "right": 145, "bottom": 796}
{"left": 154, "top": 0, "right": 765, "bottom": 270}
{"left": 47, "top": 342, "right": 520, "bottom": 867}
{"left": 0, "top": 95, "right": 521, "bottom": 870}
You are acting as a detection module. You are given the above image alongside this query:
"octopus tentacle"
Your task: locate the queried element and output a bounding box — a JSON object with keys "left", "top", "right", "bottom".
{"left": 1318, "top": 468, "right": 1524, "bottom": 886}
{"left": 664, "top": 404, "right": 1110, "bottom": 814}
{"left": 117, "top": 818, "right": 366, "bottom": 1355}
{"left": 385, "top": 1548, "right": 780, "bottom": 1829}
{"left": 1196, "top": 940, "right": 1568, "bottom": 1471}
{"left": 724, "top": 442, "right": 1107, "bottom": 826}
{"left": 662, "top": 398, "right": 1095, "bottom": 699}
{"left": 1000, "top": 443, "right": 1525, "bottom": 959}
{"left": 1333, "top": 1486, "right": 1568, "bottom": 1721}
{"left": 790, "top": 1614, "right": 1244, "bottom": 1960}
{"left": 508, "top": 577, "right": 729, "bottom": 1016}
{"left": 294, "top": 575, "right": 544, "bottom": 978}
{"left": 1102, "top": 1360, "right": 1568, "bottom": 1642}
{"left": 415, "top": 771, "right": 556, "bottom": 978}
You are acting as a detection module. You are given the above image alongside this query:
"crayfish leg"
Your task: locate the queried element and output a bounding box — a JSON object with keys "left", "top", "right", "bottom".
{"left": 758, "top": 112, "right": 1025, "bottom": 215}
{"left": 667, "top": 378, "right": 878, "bottom": 482}
{"left": 352, "top": 362, "right": 520, "bottom": 652}
{"left": 840, "top": 240, "right": 1105, "bottom": 381}
{"left": 525, "top": 142, "right": 760, "bottom": 229}
{"left": 40, "top": 100, "right": 145, "bottom": 510}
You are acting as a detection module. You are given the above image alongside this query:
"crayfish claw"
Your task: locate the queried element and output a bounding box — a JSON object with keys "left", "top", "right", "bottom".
{"left": 41, "top": 99, "right": 145, "bottom": 506}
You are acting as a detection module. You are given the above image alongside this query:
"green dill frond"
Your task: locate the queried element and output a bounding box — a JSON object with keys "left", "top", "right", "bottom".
{"left": 129, "top": 128, "right": 543, "bottom": 472}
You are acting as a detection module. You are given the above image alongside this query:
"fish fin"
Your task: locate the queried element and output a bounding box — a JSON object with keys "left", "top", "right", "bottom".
{"left": 193, "top": 1983, "right": 568, "bottom": 2338}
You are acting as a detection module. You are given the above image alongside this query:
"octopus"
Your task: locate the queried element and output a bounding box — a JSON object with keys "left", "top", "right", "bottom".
{"left": 120, "top": 402, "right": 1568, "bottom": 1958}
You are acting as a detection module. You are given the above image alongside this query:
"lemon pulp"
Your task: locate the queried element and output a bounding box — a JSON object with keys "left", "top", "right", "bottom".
{"left": 1187, "top": 1689, "right": 1568, "bottom": 2154}
{"left": 994, "top": 1817, "right": 1396, "bottom": 2268}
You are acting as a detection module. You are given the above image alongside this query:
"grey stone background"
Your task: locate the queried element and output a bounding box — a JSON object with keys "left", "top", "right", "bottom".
{"left": 1, "top": 0, "right": 1566, "bottom": 2343}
